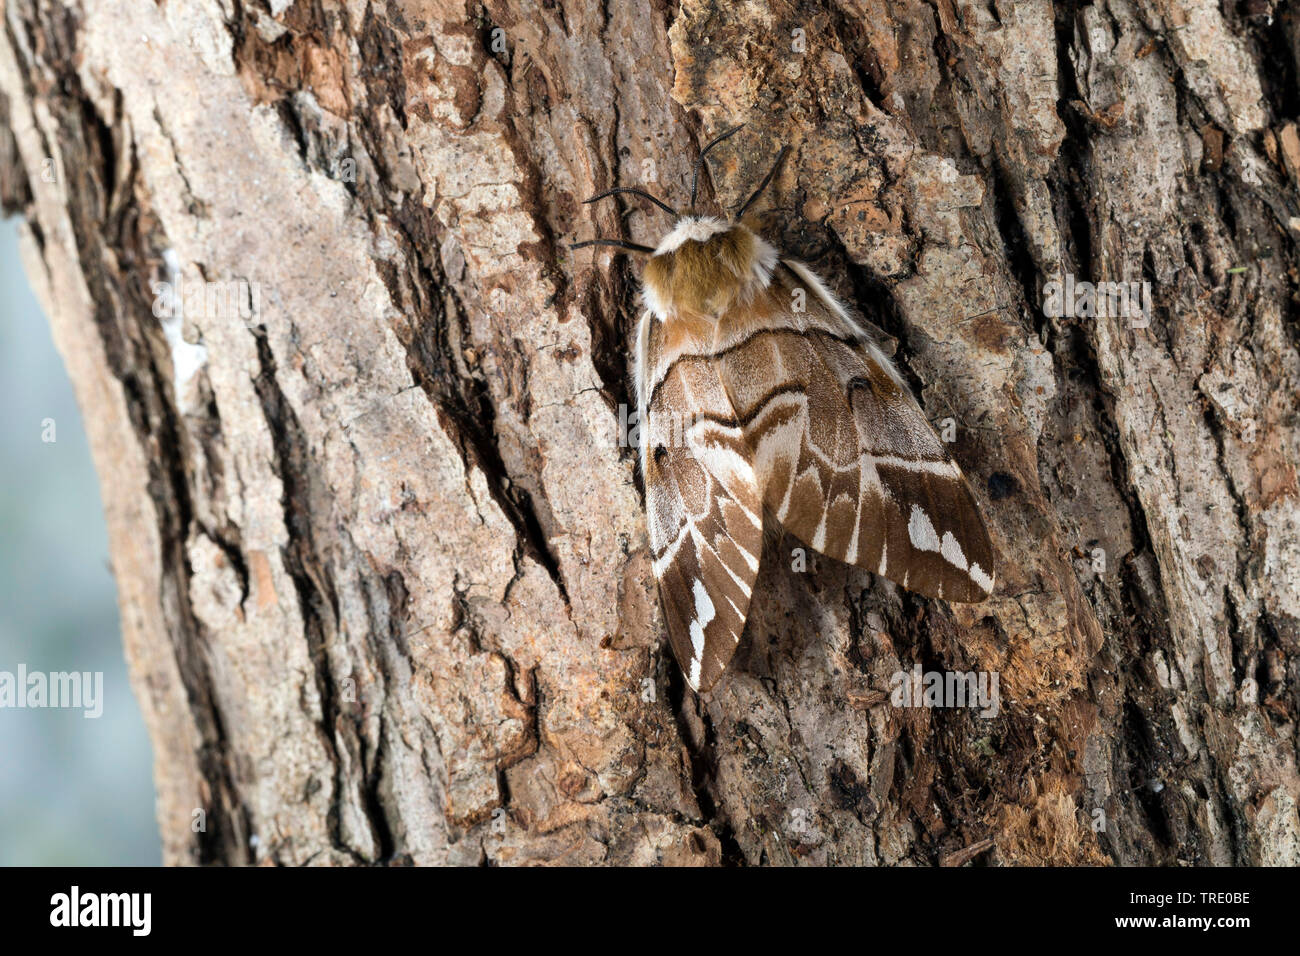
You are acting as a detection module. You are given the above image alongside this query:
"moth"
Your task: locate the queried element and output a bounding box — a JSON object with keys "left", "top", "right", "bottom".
{"left": 574, "top": 126, "right": 995, "bottom": 693}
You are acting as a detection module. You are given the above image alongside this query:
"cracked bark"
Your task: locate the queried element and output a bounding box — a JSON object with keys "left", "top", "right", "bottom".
{"left": 2, "top": 0, "right": 1298, "bottom": 865}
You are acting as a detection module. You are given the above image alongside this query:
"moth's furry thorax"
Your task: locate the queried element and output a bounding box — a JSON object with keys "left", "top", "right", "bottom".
{"left": 641, "top": 217, "right": 778, "bottom": 320}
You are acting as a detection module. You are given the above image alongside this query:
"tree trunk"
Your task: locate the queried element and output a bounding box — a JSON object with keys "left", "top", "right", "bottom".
{"left": 3, "top": 0, "right": 1298, "bottom": 866}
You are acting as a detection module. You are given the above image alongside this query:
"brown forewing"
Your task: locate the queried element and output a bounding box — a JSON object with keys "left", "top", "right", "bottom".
{"left": 715, "top": 263, "right": 996, "bottom": 602}
{"left": 641, "top": 313, "right": 764, "bottom": 692}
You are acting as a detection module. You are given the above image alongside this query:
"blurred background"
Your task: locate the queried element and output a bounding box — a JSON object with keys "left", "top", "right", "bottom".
{"left": 0, "top": 217, "right": 159, "bottom": 865}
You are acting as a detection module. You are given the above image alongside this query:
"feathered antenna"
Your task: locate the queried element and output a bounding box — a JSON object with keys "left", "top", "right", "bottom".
{"left": 569, "top": 238, "right": 655, "bottom": 254}
{"left": 572, "top": 187, "right": 675, "bottom": 256}
{"left": 583, "top": 187, "right": 677, "bottom": 218}
{"left": 690, "top": 124, "right": 746, "bottom": 211}
{"left": 735, "top": 146, "right": 790, "bottom": 221}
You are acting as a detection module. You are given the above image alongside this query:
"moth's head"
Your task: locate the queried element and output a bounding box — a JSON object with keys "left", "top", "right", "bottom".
{"left": 641, "top": 216, "right": 767, "bottom": 319}
{"left": 570, "top": 125, "right": 788, "bottom": 318}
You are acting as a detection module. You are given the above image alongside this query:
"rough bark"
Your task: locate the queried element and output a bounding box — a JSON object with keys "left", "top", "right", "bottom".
{"left": 2, "top": 0, "right": 1298, "bottom": 866}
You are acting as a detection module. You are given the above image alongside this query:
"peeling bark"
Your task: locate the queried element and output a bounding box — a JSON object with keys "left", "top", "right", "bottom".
{"left": 2, "top": 0, "right": 1297, "bottom": 865}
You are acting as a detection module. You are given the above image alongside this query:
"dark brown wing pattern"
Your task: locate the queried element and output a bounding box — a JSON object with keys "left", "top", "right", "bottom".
{"left": 636, "top": 259, "right": 995, "bottom": 693}
{"left": 715, "top": 261, "right": 996, "bottom": 602}
{"left": 637, "top": 311, "right": 763, "bottom": 692}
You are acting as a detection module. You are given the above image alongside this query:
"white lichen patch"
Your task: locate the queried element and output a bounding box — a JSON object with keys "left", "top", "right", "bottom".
{"left": 157, "top": 249, "right": 210, "bottom": 414}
